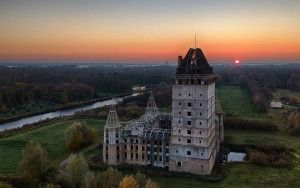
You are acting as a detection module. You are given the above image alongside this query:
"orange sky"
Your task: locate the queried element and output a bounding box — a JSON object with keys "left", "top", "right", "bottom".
{"left": 0, "top": 0, "right": 300, "bottom": 63}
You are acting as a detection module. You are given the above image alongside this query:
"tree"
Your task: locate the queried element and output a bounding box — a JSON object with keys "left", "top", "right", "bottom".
{"left": 98, "top": 167, "right": 122, "bottom": 188}
{"left": 119, "top": 176, "right": 138, "bottom": 188}
{"left": 65, "top": 154, "right": 89, "bottom": 188}
{"left": 44, "top": 183, "right": 60, "bottom": 188}
{"left": 81, "top": 171, "right": 96, "bottom": 188}
{"left": 145, "top": 179, "right": 158, "bottom": 188}
{"left": 64, "top": 121, "right": 97, "bottom": 151}
{"left": 134, "top": 171, "right": 147, "bottom": 188}
{"left": 18, "top": 141, "right": 51, "bottom": 183}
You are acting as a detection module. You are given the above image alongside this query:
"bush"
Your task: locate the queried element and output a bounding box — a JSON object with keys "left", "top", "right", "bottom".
{"left": 247, "top": 148, "right": 292, "bottom": 167}
{"left": 224, "top": 117, "right": 278, "bottom": 131}
{"left": 0, "top": 182, "right": 13, "bottom": 188}
{"left": 64, "top": 121, "right": 97, "bottom": 151}
{"left": 97, "top": 167, "right": 122, "bottom": 188}
{"left": 119, "top": 176, "right": 138, "bottom": 188}
{"left": 285, "top": 110, "right": 300, "bottom": 136}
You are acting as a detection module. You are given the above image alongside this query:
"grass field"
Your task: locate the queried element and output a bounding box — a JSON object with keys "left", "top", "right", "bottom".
{"left": 0, "top": 119, "right": 105, "bottom": 174}
{"left": 216, "top": 85, "right": 266, "bottom": 119}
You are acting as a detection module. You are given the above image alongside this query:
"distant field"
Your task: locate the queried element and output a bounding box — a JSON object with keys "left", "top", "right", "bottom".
{"left": 273, "top": 89, "right": 300, "bottom": 100}
{"left": 216, "top": 85, "right": 266, "bottom": 119}
{"left": 0, "top": 119, "right": 105, "bottom": 174}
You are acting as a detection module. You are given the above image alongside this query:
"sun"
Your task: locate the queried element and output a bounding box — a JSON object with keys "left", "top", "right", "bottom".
{"left": 235, "top": 60, "right": 240, "bottom": 64}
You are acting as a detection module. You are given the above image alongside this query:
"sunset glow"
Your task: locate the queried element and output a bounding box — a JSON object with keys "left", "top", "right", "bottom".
{"left": 0, "top": 0, "right": 300, "bottom": 63}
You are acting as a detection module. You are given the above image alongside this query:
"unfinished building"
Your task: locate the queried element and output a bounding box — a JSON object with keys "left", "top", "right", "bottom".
{"left": 103, "top": 48, "right": 224, "bottom": 175}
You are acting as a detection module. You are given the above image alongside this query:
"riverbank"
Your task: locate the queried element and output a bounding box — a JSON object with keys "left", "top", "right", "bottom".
{"left": 0, "top": 92, "right": 130, "bottom": 124}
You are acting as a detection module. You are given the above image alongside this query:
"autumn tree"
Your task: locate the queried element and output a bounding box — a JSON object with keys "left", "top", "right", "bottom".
{"left": 64, "top": 121, "right": 97, "bottom": 151}
{"left": 98, "top": 167, "right": 122, "bottom": 188}
{"left": 65, "top": 154, "right": 89, "bottom": 188}
{"left": 145, "top": 179, "right": 158, "bottom": 188}
{"left": 18, "top": 141, "right": 51, "bottom": 184}
{"left": 119, "top": 176, "right": 138, "bottom": 188}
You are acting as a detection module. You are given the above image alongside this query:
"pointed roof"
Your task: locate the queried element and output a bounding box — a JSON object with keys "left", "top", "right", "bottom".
{"left": 105, "top": 105, "right": 121, "bottom": 128}
{"left": 145, "top": 91, "right": 158, "bottom": 113}
{"left": 176, "top": 48, "right": 213, "bottom": 75}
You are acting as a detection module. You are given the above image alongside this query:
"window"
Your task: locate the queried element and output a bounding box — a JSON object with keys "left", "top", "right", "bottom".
{"left": 199, "top": 121, "right": 202, "bottom": 125}
{"left": 178, "top": 138, "right": 181, "bottom": 142}
{"left": 166, "top": 142, "right": 169, "bottom": 146}
{"left": 116, "top": 146, "right": 119, "bottom": 150}
{"left": 199, "top": 140, "right": 202, "bottom": 144}
{"left": 131, "top": 145, "right": 133, "bottom": 150}
{"left": 147, "top": 154, "right": 150, "bottom": 160}
{"left": 136, "top": 153, "right": 138, "bottom": 159}
{"left": 136, "top": 139, "right": 139, "bottom": 144}
{"left": 106, "top": 133, "right": 108, "bottom": 138}
{"left": 135, "top": 145, "right": 138, "bottom": 150}
{"left": 201, "top": 153, "right": 203, "bottom": 156}
{"left": 147, "top": 147, "right": 150, "bottom": 151}
{"left": 159, "top": 147, "right": 162, "bottom": 152}
{"left": 106, "top": 154, "right": 108, "bottom": 160}
{"left": 106, "top": 146, "right": 108, "bottom": 151}
{"left": 178, "top": 120, "right": 181, "bottom": 124}
{"left": 166, "top": 156, "right": 169, "bottom": 162}
{"left": 187, "top": 130, "right": 191, "bottom": 134}
{"left": 116, "top": 140, "right": 119, "bottom": 144}
{"left": 166, "top": 148, "right": 169, "bottom": 153}
{"left": 188, "top": 102, "right": 192, "bottom": 107}
{"left": 142, "top": 140, "right": 145, "bottom": 144}
{"left": 178, "top": 93, "right": 181, "bottom": 96}
{"left": 117, "top": 154, "right": 119, "bottom": 160}
{"left": 159, "top": 141, "right": 162, "bottom": 145}
{"left": 187, "top": 112, "right": 192, "bottom": 116}
{"left": 142, "top": 146, "right": 145, "bottom": 151}
{"left": 142, "top": 154, "right": 145, "bottom": 160}
{"left": 187, "top": 139, "right": 191, "bottom": 143}
{"left": 131, "top": 153, "right": 133, "bottom": 159}
{"left": 106, "top": 140, "right": 109, "bottom": 144}
{"left": 200, "top": 93, "right": 202, "bottom": 97}
{"left": 178, "top": 129, "right": 181, "bottom": 133}
{"left": 177, "top": 162, "right": 182, "bottom": 166}
{"left": 179, "top": 102, "right": 181, "bottom": 105}
{"left": 200, "top": 103, "right": 202, "bottom": 106}
{"left": 179, "top": 111, "right": 181, "bottom": 115}
{"left": 200, "top": 113, "right": 202, "bottom": 116}
{"left": 176, "top": 150, "right": 178, "bottom": 153}
{"left": 188, "top": 93, "right": 191, "bottom": 96}
{"left": 154, "top": 147, "right": 157, "bottom": 152}
{"left": 154, "top": 155, "right": 157, "bottom": 161}
{"left": 124, "top": 139, "right": 127, "bottom": 142}
{"left": 115, "top": 133, "right": 119, "bottom": 138}
{"left": 159, "top": 156, "right": 162, "bottom": 161}
{"left": 187, "top": 121, "right": 191, "bottom": 125}
{"left": 199, "top": 131, "right": 202, "bottom": 134}
{"left": 130, "top": 139, "right": 133, "bottom": 143}
{"left": 187, "top": 151, "right": 191, "bottom": 155}
{"left": 124, "top": 152, "right": 127, "bottom": 158}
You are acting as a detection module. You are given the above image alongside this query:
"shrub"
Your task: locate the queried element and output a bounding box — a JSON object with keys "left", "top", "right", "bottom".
{"left": 0, "top": 182, "right": 13, "bottom": 188}
{"left": 134, "top": 171, "right": 147, "bottom": 188}
{"left": 119, "top": 176, "right": 138, "bottom": 188}
{"left": 224, "top": 117, "right": 278, "bottom": 131}
{"left": 247, "top": 148, "right": 292, "bottom": 167}
{"left": 81, "top": 171, "right": 96, "bottom": 188}
{"left": 64, "top": 121, "right": 97, "bottom": 151}
{"left": 285, "top": 110, "right": 300, "bottom": 136}
{"left": 97, "top": 167, "right": 122, "bottom": 188}
{"left": 145, "top": 179, "right": 158, "bottom": 188}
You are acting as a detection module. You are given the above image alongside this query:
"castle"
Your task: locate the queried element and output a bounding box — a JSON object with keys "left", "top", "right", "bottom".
{"left": 103, "top": 48, "right": 224, "bottom": 175}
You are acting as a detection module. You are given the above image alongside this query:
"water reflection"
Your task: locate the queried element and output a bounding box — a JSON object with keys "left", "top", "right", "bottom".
{"left": 0, "top": 97, "right": 125, "bottom": 132}
{"left": 227, "top": 152, "right": 246, "bottom": 162}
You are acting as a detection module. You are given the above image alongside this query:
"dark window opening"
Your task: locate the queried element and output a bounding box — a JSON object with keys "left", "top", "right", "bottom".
{"left": 187, "top": 112, "right": 192, "bottom": 116}
{"left": 177, "top": 162, "right": 181, "bottom": 166}
{"left": 187, "top": 130, "right": 191, "bottom": 134}
{"left": 187, "top": 121, "right": 191, "bottom": 125}
{"left": 187, "top": 139, "right": 191, "bottom": 143}
{"left": 188, "top": 102, "right": 192, "bottom": 107}
{"left": 187, "top": 151, "right": 191, "bottom": 155}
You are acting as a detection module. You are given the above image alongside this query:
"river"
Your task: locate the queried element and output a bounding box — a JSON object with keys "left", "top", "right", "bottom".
{"left": 0, "top": 95, "right": 135, "bottom": 132}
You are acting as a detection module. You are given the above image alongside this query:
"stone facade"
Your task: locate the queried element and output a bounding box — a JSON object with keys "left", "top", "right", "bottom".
{"left": 103, "top": 48, "right": 223, "bottom": 175}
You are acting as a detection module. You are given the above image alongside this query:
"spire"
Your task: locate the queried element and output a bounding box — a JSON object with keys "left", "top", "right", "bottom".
{"left": 105, "top": 105, "right": 121, "bottom": 128}
{"left": 145, "top": 91, "right": 158, "bottom": 113}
